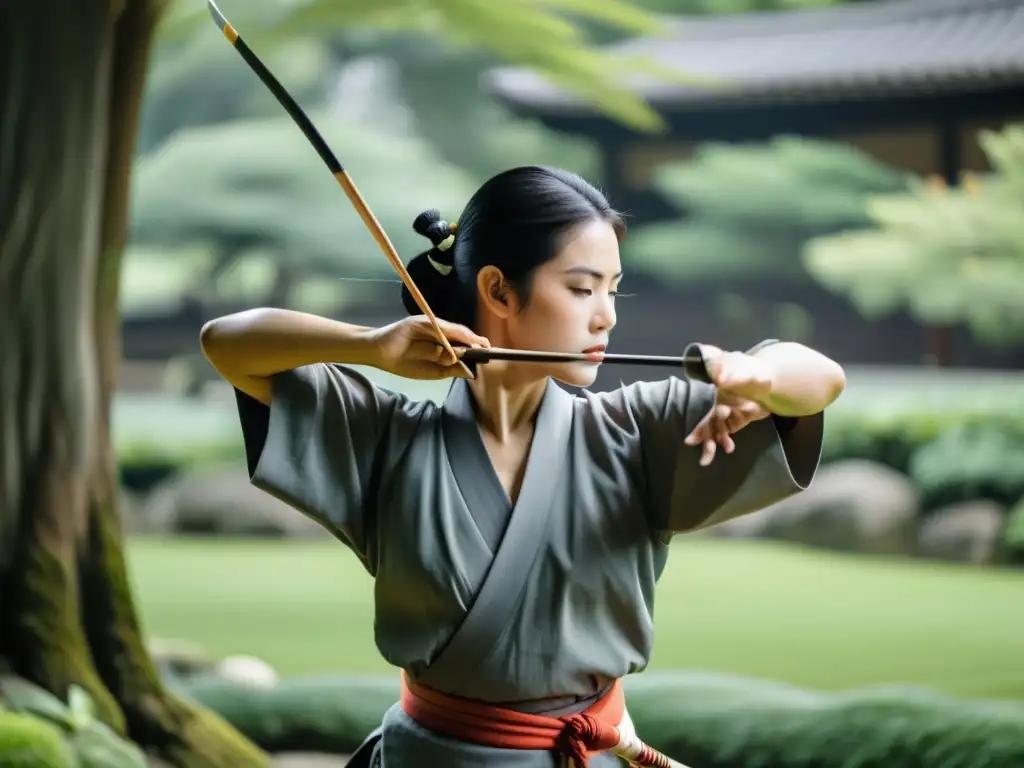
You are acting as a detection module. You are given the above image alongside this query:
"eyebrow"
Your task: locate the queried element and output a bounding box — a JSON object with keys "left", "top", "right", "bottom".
{"left": 561, "top": 267, "right": 623, "bottom": 280}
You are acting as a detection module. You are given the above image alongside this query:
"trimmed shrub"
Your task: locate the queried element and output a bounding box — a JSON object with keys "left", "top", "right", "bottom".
{"left": 1003, "top": 496, "right": 1024, "bottom": 564}
{"left": 627, "top": 671, "right": 1024, "bottom": 768}
{"left": 171, "top": 674, "right": 399, "bottom": 754}
{"left": 908, "top": 425, "right": 1024, "bottom": 510}
{"left": 176, "top": 672, "right": 1024, "bottom": 766}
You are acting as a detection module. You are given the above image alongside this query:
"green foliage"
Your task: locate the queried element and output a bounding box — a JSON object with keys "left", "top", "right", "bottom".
{"left": 0, "top": 679, "right": 77, "bottom": 731}
{"left": 0, "top": 679, "right": 146, "bottom": 768}
{"left": 164, "top": 0, "right": 686, "bottom": 134}
{"left": 908, "top": 426, "right": 1024, "bottom": 510}
{"left": 804, "top": 123, "right": 1024, "bottom": 347}
{"left": 817, "top": 369, "right": 1024, "bottom": 508}
{"left": 820, "top": 373, "right": 1024, "bottom": 473}
{"left": 1003, "top": 497, "right": 1024, "bottom": 560}
{"left": 626, "top": 672, "right": 1024, "bottom": 768}
{"left": 171, "top": 671, "right": 1024, "bottom": 766}
{"left": 626, "top": 136, "right": 909, "bottom": 283}
{"left": 352, "top": 34, "right": 601, "bottom": 183}
{"left": 139, "top": 20, "right": 335, "bottom": 155}
{"left": 629, "top": 0, "right": 868, "bottom": 13}
{"left": 129, "top": 113, "right": 478, "bottom": 305}
{"left": 172, "top": 674, "right": 398, "bottom": 754}
{"left": 0, "top": 711, "right": 73, "bottom": 768}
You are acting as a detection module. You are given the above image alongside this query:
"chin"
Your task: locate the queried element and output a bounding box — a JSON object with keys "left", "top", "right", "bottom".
{"left": 551, "top": 363, "right": 600, "bottom": 389}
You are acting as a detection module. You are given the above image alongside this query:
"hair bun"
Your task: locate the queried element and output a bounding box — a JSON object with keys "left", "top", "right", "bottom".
{"left": 413, "top": 209, "right": 456, "bottom": 252}
{"left": 413, "top": 209, "right": 441, "bottom": 236}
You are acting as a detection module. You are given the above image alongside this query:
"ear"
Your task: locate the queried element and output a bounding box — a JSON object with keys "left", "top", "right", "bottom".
{"left": 476, "top": 265, "right": 512, "bottom": 320}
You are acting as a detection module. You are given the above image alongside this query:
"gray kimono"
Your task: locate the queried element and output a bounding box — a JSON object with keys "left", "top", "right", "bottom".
{"left": 233, "top": 344, "right": 823, "bottom": 767}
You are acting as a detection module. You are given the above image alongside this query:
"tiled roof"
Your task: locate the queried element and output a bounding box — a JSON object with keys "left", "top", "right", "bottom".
{"left": 486, "top": 0, "right": 1024, "bottom": 113}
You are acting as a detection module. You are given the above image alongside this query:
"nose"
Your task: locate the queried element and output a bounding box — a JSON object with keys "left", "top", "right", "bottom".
{"left": 592, "top": 294, "right": 616, "bottom": 333}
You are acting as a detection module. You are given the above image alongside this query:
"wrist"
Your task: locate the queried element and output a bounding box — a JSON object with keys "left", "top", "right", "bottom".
{"left": 347, "top": 325, "right": 386, "bottom": 368}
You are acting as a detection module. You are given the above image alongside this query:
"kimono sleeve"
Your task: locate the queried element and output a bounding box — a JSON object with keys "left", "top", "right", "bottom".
{"left": 590, "top": 361, "right": 824, "bottom": 537}
{"left": 232, "top": 363, "right": 419, "bottom": 564}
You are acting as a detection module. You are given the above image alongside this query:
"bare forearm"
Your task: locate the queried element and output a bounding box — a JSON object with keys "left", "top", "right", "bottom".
{"left": 200, "top": 307, "right": 377, "bottom": 377}
{"left": 752, "top": 342, "right": 846, "bottom": 416}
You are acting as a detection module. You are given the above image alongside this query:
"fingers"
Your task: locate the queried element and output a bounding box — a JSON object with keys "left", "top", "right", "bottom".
{"left": 431, "top": 318, "right": 490, "bottom": 352}
{"left": 409, "top": 339, "right": 475, "bottom": 369}
{"left": 685, "top": 404, "right": 729, "bottom": 443}
{"left": 685, "top": 402, "right": 740, "bottom": 467}
{"left": 699, "top": 439, "right": 716, "bottom": 467}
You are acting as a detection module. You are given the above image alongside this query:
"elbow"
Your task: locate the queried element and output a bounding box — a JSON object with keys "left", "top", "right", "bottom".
{"left": 822, "top": 359, "right": 846, "bottom": 407}
{"left": 199, "top": 310, "right": 257, "bottom": 368}
{"left": 199, "top": 317, "right": 227, "bottom": 366}
{"left": 199, "top": 307, "right": 274, "bottom": 356}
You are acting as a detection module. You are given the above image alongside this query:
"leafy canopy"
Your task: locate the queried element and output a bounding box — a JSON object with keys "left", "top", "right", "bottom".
{"left": 804, "top": 123, "right": 1024, "bottom": 347}
{"left": 624, "top": 136, "right": 909, "bottom": 283}
{"left": 160, "top": 0, "right": 690, "bottom": 133}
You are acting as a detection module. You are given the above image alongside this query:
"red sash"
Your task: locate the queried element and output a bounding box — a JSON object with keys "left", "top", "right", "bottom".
{"left": 400, "top": 672, "right": 671, "bottom": 767}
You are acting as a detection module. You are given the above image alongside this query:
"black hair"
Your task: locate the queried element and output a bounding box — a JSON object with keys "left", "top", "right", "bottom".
{"left": 401, "top": 165, "right": 626, "bottom": 329}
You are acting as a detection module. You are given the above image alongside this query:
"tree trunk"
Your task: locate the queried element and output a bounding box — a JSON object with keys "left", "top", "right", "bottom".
{"left": 0, "top": 2, "right": 266, "bottom": 765}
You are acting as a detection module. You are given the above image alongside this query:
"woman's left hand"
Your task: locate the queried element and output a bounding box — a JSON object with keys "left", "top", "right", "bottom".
{"left": 685, "top": 391, "right": 771, "bottom": 466}
{"left": 684, "top": 345, "right": 774, "bottom": 466}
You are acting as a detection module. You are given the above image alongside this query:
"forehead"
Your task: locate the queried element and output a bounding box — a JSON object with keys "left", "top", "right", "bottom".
{"left": 548, "top": 218, "right": 621, "bottom": 273}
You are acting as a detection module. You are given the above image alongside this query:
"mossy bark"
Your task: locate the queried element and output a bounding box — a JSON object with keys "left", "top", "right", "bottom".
{"left": 0, "top": 2, "right": 267, "bottom": 765}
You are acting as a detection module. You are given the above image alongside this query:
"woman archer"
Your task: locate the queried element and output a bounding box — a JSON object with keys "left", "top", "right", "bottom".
{"left": 200, "top": 165, "right": 845, "bottom": 767}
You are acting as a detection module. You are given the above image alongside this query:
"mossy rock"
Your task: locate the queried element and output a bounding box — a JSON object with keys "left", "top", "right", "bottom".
{"left": 0, "top": 710, "right": 75, "bottom": 768}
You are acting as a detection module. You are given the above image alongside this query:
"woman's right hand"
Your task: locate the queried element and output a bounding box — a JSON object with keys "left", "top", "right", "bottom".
{"left": 367, "top": 316, "right": 490, "bottom": 380}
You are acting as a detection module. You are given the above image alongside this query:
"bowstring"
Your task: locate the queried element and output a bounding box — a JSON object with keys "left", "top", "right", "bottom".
{"left": 333, "top": 276, "right": 639, "bottom": 298}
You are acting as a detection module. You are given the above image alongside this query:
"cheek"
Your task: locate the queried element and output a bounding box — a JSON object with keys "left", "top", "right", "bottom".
{"left": 512, "top": 291, "right": 579, "bottom": 345}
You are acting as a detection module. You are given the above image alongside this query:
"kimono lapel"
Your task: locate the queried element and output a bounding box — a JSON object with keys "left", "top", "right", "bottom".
{"left": 439, "top": 378, "right": 513, "bottom": 554}
{"left": 418, "top": 377, "right": 575, "bottom": 689}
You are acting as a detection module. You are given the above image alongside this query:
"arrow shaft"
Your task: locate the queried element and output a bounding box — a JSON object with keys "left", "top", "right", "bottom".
{"left": 461, "top": 348, "right": 700, "bottom": 367}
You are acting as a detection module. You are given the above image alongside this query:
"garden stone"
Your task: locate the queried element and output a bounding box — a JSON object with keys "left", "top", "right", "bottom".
{"left": 917, "top": 499, "right": 1005, "bottom": 564}
{"left": 710, "top": 460, "right": 920, "bottom": 555}
{"left": 139, "top": 467, "right": 328, "bottom": 538}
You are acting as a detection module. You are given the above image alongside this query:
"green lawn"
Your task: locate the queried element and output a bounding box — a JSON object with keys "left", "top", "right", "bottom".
{"left": 127, "top": 536, "right": 1024, "bottom": 700}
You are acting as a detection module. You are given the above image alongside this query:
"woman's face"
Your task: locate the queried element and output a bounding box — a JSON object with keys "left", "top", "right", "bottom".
{"left": 505, "top": 218, "right": 622, "bottom": 388}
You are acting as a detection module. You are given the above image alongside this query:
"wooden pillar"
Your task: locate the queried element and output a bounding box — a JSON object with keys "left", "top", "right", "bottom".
{"left": 925, "top": 119, "right": 962, "bottom": 367}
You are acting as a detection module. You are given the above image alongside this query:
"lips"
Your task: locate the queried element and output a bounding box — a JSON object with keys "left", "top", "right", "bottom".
{"left": 582, "top": 345, "right": 606, "bottom": 354}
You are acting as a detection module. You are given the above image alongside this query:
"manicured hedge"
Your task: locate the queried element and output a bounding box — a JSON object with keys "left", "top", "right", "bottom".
{"left": 175, "top": 671, "right": 1024, "bottom": 767}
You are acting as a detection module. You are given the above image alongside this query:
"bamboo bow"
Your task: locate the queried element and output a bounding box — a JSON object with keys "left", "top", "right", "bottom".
{"left": 205, "top": 1, "right": 710, "bottom": 380}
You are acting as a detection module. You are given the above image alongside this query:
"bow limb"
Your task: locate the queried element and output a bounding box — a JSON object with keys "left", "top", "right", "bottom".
{"left": 206, "top": 0, "right": 471, "bottom": 378}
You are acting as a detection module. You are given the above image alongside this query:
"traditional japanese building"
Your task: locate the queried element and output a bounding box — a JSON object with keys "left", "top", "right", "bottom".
{"left": 487, "top": 0, "right": 1024, "bottom": 225}
{"left": 485, "top": 0, "right": 1024, "bottom": 370}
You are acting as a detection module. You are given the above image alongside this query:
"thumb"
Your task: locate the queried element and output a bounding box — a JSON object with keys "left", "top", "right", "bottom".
{"left": 436, "top": 318, "right": 490, "bottom": 350}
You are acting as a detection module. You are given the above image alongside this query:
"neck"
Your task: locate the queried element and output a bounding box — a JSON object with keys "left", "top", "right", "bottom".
{"left": 467, "top": 364, "right": 548, "bottom": 443}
